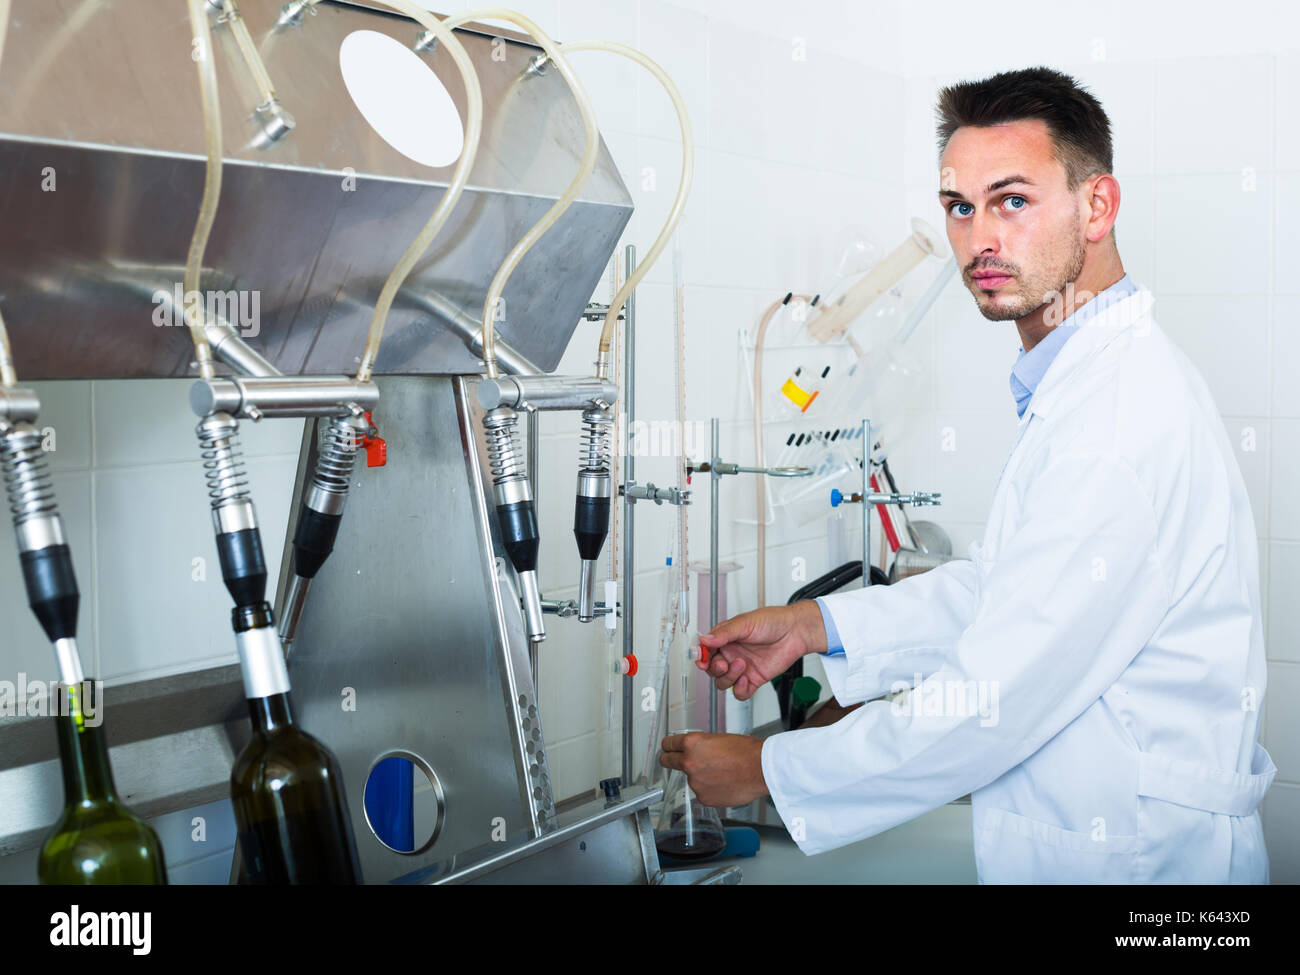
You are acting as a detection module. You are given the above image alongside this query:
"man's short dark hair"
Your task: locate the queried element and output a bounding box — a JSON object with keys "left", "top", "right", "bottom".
{"left": 935, "top": 66, "right": 1114, "bottom": 189}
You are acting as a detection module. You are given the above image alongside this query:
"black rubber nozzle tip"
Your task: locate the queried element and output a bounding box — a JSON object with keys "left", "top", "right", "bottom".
{"left": 19, "top": 544, "right": 79, "bottom": 642}
{"left": 217, "top": 528, "right": 268, "bottom": 610}
{"left": 292, "top": 504, "right": 343, "bottom": 580}
{"left": 496, "top": 500, "right": 539, "bottom": 573}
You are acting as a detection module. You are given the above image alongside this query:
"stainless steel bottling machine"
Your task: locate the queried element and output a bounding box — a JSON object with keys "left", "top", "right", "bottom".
{"left": 0, "top": 0, "right": 711, "bottom": 884}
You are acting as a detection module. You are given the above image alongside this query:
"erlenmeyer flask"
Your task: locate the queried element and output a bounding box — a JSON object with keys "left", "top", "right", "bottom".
{"left": 655, "top": 730, "right": 726, "bottom": 860}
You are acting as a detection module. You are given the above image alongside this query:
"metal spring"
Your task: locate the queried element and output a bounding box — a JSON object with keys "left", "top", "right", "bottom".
{"left": 197, "top": 415, "right": 249, "bottom": 508}
{"left": 1, "top": 423, "right": 55, "bottom": 525}
{"left": 482, "top": 407, "right": 526, "bottom": 484}
{"left": 312, "top": 414, "right": 359, "bottom": 496}
{"left": 579, "top": 408, "right": 612, "bottom": 474}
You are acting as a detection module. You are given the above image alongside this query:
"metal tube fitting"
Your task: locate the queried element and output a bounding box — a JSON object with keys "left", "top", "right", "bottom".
{"left": 477, "top": 374, "right": 619, "bottom": 413}
{"left": 0, "top": 386, "right": 41, "bottom": 424}
{"left": 191, "top": 376, "right": 379, "bottom": 419}
{"left": 406, "top": 289, "right": 542, "bottom": 377}
{"left": 279, "top": 413, "right": 366, "bottom": 649}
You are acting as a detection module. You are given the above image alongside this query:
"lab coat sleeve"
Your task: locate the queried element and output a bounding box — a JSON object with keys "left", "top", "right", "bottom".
{"left": 762, "top": 451, "right": 1172, "bottom": 856}
{"left": 815, "top": 555, "right": 980, "bottom": 705}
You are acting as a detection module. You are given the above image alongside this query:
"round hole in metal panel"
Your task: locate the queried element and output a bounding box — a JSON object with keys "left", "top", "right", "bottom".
{"left": 362, "top": 751, "right": 445, "bottom": 855}
{"left": 337, "top": 30, "right": 465, "bottom": 168}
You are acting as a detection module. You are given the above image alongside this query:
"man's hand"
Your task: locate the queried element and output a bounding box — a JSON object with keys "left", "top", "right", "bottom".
{"left": 659, "top": 732, "right": 768, "bottom": 808}
{"left": 696, "top": 601, "right": 827, "bottom": 700}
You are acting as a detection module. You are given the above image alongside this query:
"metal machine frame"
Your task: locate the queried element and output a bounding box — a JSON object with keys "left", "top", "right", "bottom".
{"left": 0, "top": 0, "right": 677, "bottom": 884}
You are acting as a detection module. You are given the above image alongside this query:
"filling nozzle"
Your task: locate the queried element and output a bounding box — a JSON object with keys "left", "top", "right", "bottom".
{"left": 574, "top": 406, "right": 613, "bottom": 622}
{"left": 1, "top": 418, "right": 84, "bottom": 685}
{"left": 279, "top": 412, "right": 366, "bottom": 650}
{"left": 482, "top": 406, "right": 545, "bottom": 644}
{"left": 197, "top": 413, "right": 264, "bottom": 603}
{"left": 196, "top": 412, "right": 288, "bottom": 696}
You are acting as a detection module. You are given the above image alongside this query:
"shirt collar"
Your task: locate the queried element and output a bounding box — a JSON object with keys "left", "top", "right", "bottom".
{"left": 1009, "top": 274, "right": 1137, "bottom": 418}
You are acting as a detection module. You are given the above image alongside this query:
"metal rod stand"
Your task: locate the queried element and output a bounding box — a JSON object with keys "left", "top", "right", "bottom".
{"left": 621, "top": 245, "right": 636, "bottom": 786}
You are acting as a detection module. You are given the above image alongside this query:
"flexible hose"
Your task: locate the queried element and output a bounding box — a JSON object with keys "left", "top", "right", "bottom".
{"left": 0, "top": 308, "right": 15, "bottom": 389}
{"left": 753, "top": 295, "right": 816, "bottom": 609}
{"left": 354, "top": 1, "right": 484, "bottom": 384}
{"left": 440, "top": 9, "right": 598, "bottom": 380}
{"left": 184, "top": 0, "right": 222, "bottom": 380}
{"left": 222, "top": 0, "right": 277, "bottom": 107}
{"left": 556, "top": 40, "right": 694, "bottom": 380}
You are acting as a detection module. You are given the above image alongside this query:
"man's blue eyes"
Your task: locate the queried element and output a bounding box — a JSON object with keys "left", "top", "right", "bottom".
{"left": 948, "top": 196, "right": 1026, "bottom": 216}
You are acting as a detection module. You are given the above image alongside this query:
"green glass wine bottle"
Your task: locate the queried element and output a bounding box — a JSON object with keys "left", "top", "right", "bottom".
{"left": 38, "top": 681, "right": 168, "bottom": 885}
{"left": 200, "top": 411, "right": 362, "bottom": 883}
{"left": 0, "top": 418, "right": 166, "bottom": 885}
{"left": 229, "top": 603, "right": 362, "bottom": 884}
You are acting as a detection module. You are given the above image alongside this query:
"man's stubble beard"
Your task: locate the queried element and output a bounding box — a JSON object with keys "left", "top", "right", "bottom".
{"left": 973, "top": 215, "right": 1088, "bottom": 323}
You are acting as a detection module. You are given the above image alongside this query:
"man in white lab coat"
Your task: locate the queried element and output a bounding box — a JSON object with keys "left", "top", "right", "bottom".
{"left": 660, "top": 66, "right": 1276, "bottom": 883}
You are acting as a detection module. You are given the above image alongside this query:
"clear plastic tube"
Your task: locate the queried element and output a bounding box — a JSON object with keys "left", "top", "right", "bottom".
{"left": 185, "top": 0, "right": 222, "bottom": 381}
{"left": 354, "top": 1, "right": 484, "bottom": 384}
{"left": 221, "top": 0, "right": 277, "bottom": 107}
{"left": 440, "top": 9, "right": 598, "bottom": 380}
{"left": 0, "top": 0, "right": 8, "bottom": 70}
{"left": 556, "top": 40, "right": 695, "bottom": 379}
{"left": 0, "top": 308, "right": 16, "bottom": 389}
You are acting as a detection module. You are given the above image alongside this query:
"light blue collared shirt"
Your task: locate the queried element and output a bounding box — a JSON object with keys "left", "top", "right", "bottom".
{"left": 817, "top": 274, "right": 1139, "bottom": 655}
{"left": 1010, "top": 274, "right": 1137, "bottom": 419}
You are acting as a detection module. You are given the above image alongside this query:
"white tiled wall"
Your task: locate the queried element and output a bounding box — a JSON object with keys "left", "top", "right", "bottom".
{"left": 3, "top": 0, "right": 1295, "bottom": 883}
{"left": 2, "top": 380, "right": 303, "bottom": 688}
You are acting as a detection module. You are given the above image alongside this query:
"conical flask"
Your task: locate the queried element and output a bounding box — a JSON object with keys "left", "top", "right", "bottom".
{"left": 655, "top": 731, "right": 726, "bottom": 860}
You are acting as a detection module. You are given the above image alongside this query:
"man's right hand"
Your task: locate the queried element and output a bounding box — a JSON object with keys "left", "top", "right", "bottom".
{"left": 696, "top": 600, "right": 828, "bottom": 701}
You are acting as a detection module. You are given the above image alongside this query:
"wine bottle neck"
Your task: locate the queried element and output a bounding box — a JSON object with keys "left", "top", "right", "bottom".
{"left": 233, "top": 609, "right": 292, "bottom": 701}
{"left": 55, "top": 712, "right": 118, "bottom": 806}
{"left": 248, "top": 692, "right": 296, "bottom": 733}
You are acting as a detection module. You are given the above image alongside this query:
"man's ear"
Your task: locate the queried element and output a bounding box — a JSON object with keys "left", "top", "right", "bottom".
{"left": 1085, "top": 174, "right": 1120, "bottom": 243}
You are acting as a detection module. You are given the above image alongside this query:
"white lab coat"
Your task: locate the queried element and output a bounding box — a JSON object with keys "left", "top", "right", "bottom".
{"left": 761, "top": 287, "right": 1277, "bottom": 883}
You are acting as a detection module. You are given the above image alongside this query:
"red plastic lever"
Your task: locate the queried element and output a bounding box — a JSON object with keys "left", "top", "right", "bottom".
{"left": 360, "top": 411, "right": 387, "bottom": 468}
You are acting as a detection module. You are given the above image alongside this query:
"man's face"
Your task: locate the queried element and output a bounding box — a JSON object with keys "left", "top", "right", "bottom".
{"left": 938, "top": 119, "right": 1087, "bottom": 322}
